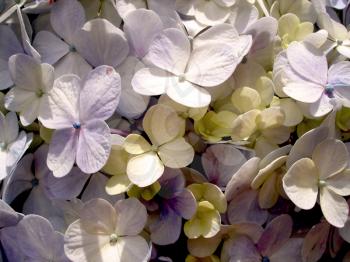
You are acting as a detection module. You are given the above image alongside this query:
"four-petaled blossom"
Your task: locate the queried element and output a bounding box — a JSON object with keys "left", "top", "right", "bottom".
{"left": 40, "top": 65, "right": 121, "bottom": 177}
{"left": 64, "top": 198, "right": 151, "bottom": 262}
{"left": 283, "top": 139, "right": 350, "bottom": 227}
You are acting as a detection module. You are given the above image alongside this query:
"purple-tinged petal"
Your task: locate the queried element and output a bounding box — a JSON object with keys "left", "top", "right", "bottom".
{"left": 0, "top": 226, "right": 25, "bottom": 261}
{"left": 0, "top": 200, "right": 21, "bottom": 227}
{"left": 16, "top": 214, "right": 68, "bottom": 261}
{"left": 76, "top": 119, "right": 111, "bottom": 174}
{"left": 269, "top": 238, "right": 303, "bottom": 262}
{"left": 124, "top": 9, "right": 163, "bottom": 59}
{"left": 221, "top": 235, "right": 261, "bottom": 262}
{"left": 225, "top": 157, "right": 260, "bottom": 202}
{"left": 50, "top": 0, "right": 85, "bottom": 44}
{"left": 149, "top": 208, "right": 182, "bottom": 245}
{"left": 53, "top": 52, "right": 92, "bottom": 79}
{"left": 47, "top": 128, "right": 78, "bottom": 177}
{"left": 302, "top": 221, "right": 330, "bottom": 262}
{"left": 257, "top": 214, "right": 293, "bottom": 257}
{"left": 202, "top": 144, "right": 246, "bottom": 188}
{"left": 79, "top": 66, "right": 121, "bottom": 122}
{"left": 2, "top": 154, "right": 34, "bottom": 204}
{"left": 170, "top": 188, "right": 197, "bottom": 220}
{"left": 158, "top": 168, "right": 185, "bottom": 199}
{"left": 33, "top": 30, "right": 70, "bottom": 64}
{"left": 227, "top": 189, "right": 268, "bottom": 226}
{"left": 43, "top": 167, "right": 89, "bottom": 200}
{"left": 74, "top": 18, "right": 129, "bottom": 68}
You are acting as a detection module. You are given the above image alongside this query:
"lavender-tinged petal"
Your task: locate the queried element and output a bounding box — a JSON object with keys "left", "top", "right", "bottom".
{"left": 158, "top": 168, "right": 186, "bottom": 199}
{"left": 170, "top": 189, "right": 197, "bottom": 220}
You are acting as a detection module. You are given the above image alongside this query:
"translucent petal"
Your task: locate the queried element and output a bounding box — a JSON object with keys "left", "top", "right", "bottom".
{"left": 158, "top": 137, "right": 194, "bottom": 168}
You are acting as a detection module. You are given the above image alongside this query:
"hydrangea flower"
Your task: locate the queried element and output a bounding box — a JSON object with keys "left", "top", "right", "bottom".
{"left": 4, "top": 54, "right": 54, "bottom": 126}
{"left": 64, "top": 198, "right": 151, "bottom": 262}
{"left": 123, "top": 104, "right": 194, "bottom": 187}
{"left": 132, "top": 27, "right": 252, "bottom": 107}
{"left": 40, "top": 65, "right": 121, "bottom": 177}
{"left": 283, "top": 139, "right": 350, "bottom": 227}
{"left": 148, "top": 168, "right": 197, "bottom": 245}
{"left": 274, "top": 41, "right": 350, "bottom": 117}
{"left": 33, "top": 0, "right": 92, "bottom": 77}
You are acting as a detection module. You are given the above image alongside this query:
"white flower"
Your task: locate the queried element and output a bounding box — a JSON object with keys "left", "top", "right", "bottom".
{"left": 5, "top": 54, "right": 54, "bottom": 126}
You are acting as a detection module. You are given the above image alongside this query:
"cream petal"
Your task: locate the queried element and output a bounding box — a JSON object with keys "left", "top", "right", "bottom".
{"left": 158, "top": 137, "right": 194, "bottom": 168}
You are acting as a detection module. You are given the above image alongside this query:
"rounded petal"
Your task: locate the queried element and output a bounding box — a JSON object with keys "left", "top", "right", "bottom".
{"left": 76, "top": 119, "right": 111, "bottom": 174}
{"left": 186, "top": 40, "right": 252, "bottom": 87}
{"left": 143, "top": 104, "right": 185, "bottom": 146}
{"left": 116, "top": 236, "right": 150, "bottom": 262}
{"left": 40, "top": 75, "right": 81, "bottom": 129}
{"left": 79, "top": 66, "right": 121, "bottom": 122}
{"left": 282, "top": 158, "right": 319, "bottom": 210}
{"left": 146, "top": 28, "right": 190, "bottom": 75}
{"left": 50, "top": 0, "right": 86, "bottom": 44}
{"left": 47, "top": 128, "right": 78, "bottom": 177}
{"left": 132, "top": 67, "right": 172, "bottom": 96}
{"left": 195, "top": 0, "right": 231, "bottom": 26}
{"left": 115, "top": 198, "right": 148, "bottom": 236}
{"left": 126, "top": 152, "right": 164, "bottom": 187}
{"left": 286, "top": 42, "right": 328, "bottom": 85}
{"left": 312, "top": 139, "right": 349, "bottom": 179}
{"left": 320, "top": 187, "right": 349, "bottom": 228}
{"left": 257, "top": 214, "right": 293, "bottom": 257}
{"left": 158, "top": 137, "right": 195, "bottom": 168}
{"left": 74, "top": 18, "right": 129, "bottom": 67}
{"left": 326, "top": 169, "right": 350, "bottom": 196}
{"left": 282, "top": 82, "right": 324, "bottom": 103}
{"left": 124, "top": 9, "right": 163, "bottom": 59}
{"left": 123, "top": 134, "right": 152, "bottom": 155}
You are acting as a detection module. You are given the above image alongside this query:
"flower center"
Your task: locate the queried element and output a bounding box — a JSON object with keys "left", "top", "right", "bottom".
{"left": 73, "top": 122, "right": 81, "bottom": 129}
{"left": 178, "top": 74, "right": 186, "bottom": 82}
{"left": 109, "top": 233, "right": 118, "bottom": 246}
{"left": 262, "top": 257, "right": 270, "bottom": 262}
{"left": 36, "top": 89, "right": 44, "bottom": 98}
{"left": 69, "top": 45, "right": 77, "bottom": 52}
{"left": 319, "top": 179, "right": 327, "bottom": 187}
{"left": 31, "top": 178, "right": 39, "bottom": 187}
{"left": 325, "top": 84, "right": 334, "bottom": 98}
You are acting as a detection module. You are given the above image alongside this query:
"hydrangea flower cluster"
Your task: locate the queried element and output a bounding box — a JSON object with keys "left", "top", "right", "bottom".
{"left": 2, "top": 0, "right": 350, "bottom": 261}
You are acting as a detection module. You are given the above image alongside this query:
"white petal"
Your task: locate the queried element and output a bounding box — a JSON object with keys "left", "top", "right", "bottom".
{"left": 126, "top": 152, "right": 164, "bottom": 187}
{"left": 186, "top": 40, "right": 251, "bottom": 87}
{"left": 47, "top": 128, "right": 78, "bottom": 177}
{"left": 326, "top": 170, "right": 350, "bottom": 196}
{"left": 80, "top": 66, "right": 121, "bottom": 122}
{"left": 115, "top": 0, "right": 147, "bottom": 19}
{"left": 282, "top": 158, "right": 319, "bottom": 210}
{"left": 19, "top": 98, "right": 40, "bottom": 126}
{"left": 40, "top": 75, "right": 80, "bottom": 129}
{"left": 312, "top": 139, "right": 349, "bottom": 179}
{"left": 158, "top": 137, "right": 194, "bottom": 168}
{"left": 228, "top": 1, "right": 259, "bottom": 33}
{"left": 4, "top": 88, "right": 37, "bottom": 112}
{"left": 195, "top": 0, "right": 231, "bottom": 26}
{"left": 33, "top": 31, "right": 69, "bottom": 65}
{"left": 74, "top": 18, "right": 129, "bottom": 67}
{"left": 320, "top": 187, "right": 349, "bottom": 228}
{"left": 50, "top": 0, "right": 86, "bottom": 44}
{"left": 286, "top": 42, "right": 328, "bottom": 85}
{"left": 116, "top": 236, "right": 150, "bottom": 262}
{"left": 8, "top": 54, "right": 42, "bottom": 91}
{"left": 123, "top": 134, "right": 152, "bottom": 155}
{"left": 124, "top": 9, "right": 163, "bottom": 59}
{"left": 146, "top": 28, "right": 190, "bottom": 75}
{"left": 166, "top": 80, "right": 211, "bottom": 108}
{"left": 283, "top": 82, "right": 324, "bottom": 103}
{"left": 6, "top": 131, "right": 32, "bottom": 174}
{"left": 76, "top": 120, "right": 111, "bottom": 174}
{"left": 132, "top": 67, "right": 173, "bottom": 96}
{"left": 115, "top": 198, "right": 147, "bottom": 236}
